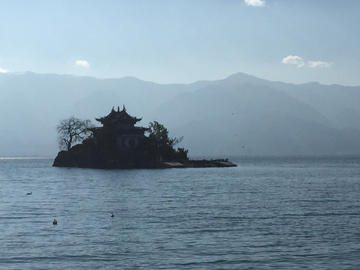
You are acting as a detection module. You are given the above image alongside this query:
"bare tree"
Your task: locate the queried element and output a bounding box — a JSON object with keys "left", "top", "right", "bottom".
{"left": 57, "top": 116, "right": 94, "bottom": 151}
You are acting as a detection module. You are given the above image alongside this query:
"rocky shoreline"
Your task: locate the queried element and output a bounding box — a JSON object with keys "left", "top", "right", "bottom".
{"left": 162, "top": 159, "right": 237, "bottom": 168}
{"left": 53, "top": 150, "right": 236, "bottom": 169}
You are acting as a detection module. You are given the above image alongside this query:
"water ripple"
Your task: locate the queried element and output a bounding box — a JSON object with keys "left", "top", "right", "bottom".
{"left": 1, "top": 157, "right": 360, "bottom": 269}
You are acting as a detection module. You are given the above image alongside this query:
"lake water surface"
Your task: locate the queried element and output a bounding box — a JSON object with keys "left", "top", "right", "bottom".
{"left": 1, "top": 156, "right": 360, "bottom": 269}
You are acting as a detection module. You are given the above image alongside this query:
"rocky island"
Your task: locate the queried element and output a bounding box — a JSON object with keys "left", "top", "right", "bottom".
{"left": 53, "top": 107, "right": 236, "bottom": 169}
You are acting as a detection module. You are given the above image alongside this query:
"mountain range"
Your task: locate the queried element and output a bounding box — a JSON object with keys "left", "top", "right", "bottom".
{"left": 1, "top": 72, "right": 360, "bottom": 157}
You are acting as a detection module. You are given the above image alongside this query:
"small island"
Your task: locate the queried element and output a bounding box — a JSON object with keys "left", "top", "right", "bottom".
{"left": 53, "top": 106, "right": 236, "bottom": 169}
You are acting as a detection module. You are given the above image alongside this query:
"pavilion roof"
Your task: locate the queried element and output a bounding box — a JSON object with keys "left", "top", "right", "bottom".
{"left": 95, "top": 106, "right": 142, "bottom": 124}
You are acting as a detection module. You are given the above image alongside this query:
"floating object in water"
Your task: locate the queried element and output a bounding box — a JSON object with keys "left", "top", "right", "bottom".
{"left": 53, "top": 219, "right": 57, "bottom": 225}
{"left": 111, "top": 212, "right": 114, "bottom": 217}
{"left": 26, "top": 192, "right": 32, "bottom": 195}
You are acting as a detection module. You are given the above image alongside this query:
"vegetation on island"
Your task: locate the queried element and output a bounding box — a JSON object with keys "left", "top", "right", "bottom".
{"left": 146, "top": 121, "right": 188, "bottom": 162}
{"left": 57, "top": 116, "right": 94, "bottom": 151}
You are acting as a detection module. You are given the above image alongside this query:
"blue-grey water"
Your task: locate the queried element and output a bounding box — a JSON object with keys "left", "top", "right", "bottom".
{"left": 0, "top": 156, "right": 359, "bottom": 269}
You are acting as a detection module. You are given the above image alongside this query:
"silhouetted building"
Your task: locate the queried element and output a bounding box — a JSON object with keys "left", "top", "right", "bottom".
{"left": 90, "top": 106, "right": 149, "bottom": 152}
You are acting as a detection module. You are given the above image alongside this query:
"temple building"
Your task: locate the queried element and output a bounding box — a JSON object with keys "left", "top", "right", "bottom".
{"left": 90, "top": 106, "right": 149, "bottom": 152}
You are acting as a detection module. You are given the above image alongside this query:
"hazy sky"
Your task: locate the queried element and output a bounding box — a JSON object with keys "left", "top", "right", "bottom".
{"left": 1, "top": 0, "right": 360, "bottom": 85}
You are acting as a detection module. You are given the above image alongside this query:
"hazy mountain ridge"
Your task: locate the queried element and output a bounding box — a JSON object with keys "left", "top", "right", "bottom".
{"left": 152, "top": 82, "right": 360, "bottom": 156}
{"left": 222, "top": 73, "right": 360, "bottom": 130}
{"left": 1, "top": 72, "right": 359, "bottom": 157}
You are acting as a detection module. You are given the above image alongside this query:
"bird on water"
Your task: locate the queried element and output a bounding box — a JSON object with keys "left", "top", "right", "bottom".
{"left": 26, "top": 192, "right": 32, "bottom": 195}
{"left": 53, "top": 219, "right": 57, "bottom": 225}
{"left": 111, "top": 213, "right": 114, "bottom": 217}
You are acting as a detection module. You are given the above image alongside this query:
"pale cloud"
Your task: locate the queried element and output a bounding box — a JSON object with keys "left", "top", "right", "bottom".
{"left": 245, "top": 0, "right": 266, "bottom": 7}
{"left": 282, "top": 55, "right": 304, "bottom": 67}
{"left": 75, "top": 60, "right": 90, "bottom": 68}
{"left": 0, "top": 67, "right": 8, "bottom": 73}
{"left": 308, "top": 61, "right": 332, "bottom": 68}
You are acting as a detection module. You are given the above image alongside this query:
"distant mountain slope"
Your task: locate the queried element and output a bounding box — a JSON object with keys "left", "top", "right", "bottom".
{"left": 150, "top": 82, "right": 360, "bottom": 156}
{"left": 0, "top": 72, "right": 359, "bottom": 157}
{"left": 221, "top": 73, "right": 360, "bottom": 130}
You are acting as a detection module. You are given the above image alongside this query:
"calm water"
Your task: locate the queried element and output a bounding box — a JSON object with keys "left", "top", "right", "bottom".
{"left": 0, "top": 156, "right": 360, "bottom": 269}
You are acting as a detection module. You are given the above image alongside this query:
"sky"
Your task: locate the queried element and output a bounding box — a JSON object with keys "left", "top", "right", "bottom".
{"left": 1, "top": 0, "right": 360, "bottom": 86}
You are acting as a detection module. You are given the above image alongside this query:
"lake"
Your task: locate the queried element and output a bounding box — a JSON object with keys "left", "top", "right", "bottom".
{"left": 0, "top": 156, "right": 359, "bottom": 269}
